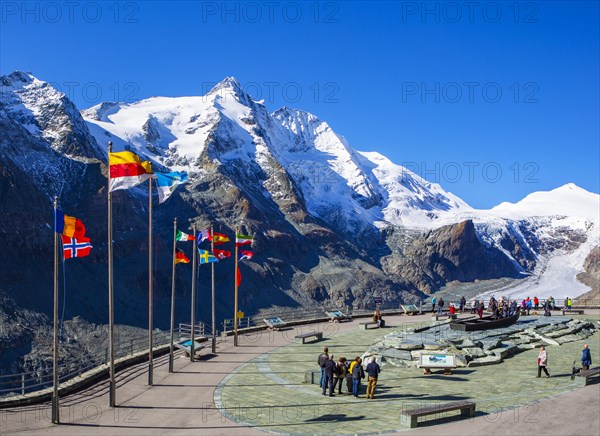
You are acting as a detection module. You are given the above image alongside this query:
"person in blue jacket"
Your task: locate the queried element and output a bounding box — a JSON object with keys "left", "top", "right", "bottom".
{"left": 581, "top": 344, "right": 592, "bottom": 371}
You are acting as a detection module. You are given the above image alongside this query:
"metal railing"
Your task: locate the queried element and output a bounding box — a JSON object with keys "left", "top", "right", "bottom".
{"left": 178, "top": 322, "right": 216, "bottom": 339}
{"left": 222, "top": 302, "right": 410, "bottom": 333}
{"left": 0, "top": 329, "right": 173, "bottom": 398}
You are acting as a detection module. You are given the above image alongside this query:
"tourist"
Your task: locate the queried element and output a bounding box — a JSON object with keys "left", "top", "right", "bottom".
{"left": 333, "top": 357, "right": 347, "bottom": 394}
{"left": 373, "top": 309, "right": 384, "bottom": 327}
{"left": 449, "top": 304, "right": 456, "bottom": 315}
{"left": 526, "top": 298, "right": 532, "bottom": 315}
{"left": 581, "top": 344, "right": 592, "bottom": 371}
{"left": 345, "top": 359, "right": 353, "bottom": 393}
{"left": 543, "top": 299, "right": 552, "bottom": 316}
{"left": 477, "top": 301, "right": 484, "bottom": 318}
{"left": 537, "top": 346, "right": 550, "bottom": 378}
{"left": 318, "top": 347, "right": 329, "bottom": 388}
{"left": 322, "top": 354, "right": 336, "bottom": 396}
{"left": 431, "top": 296, "right": 437, "bottom": 313}
{"left": 471, "top": 299, "right": 478, "bottom": 314}
{"left": 459, "top": 296, "right": 466, "bottom": 313}
{"left": 534, "top": 296, "right": 539, "bottom": 311}
{"left": 365, "top": 356, "right": 381, "bottom": 399}
{"left": 351, "top": 357, "right": 365, "bottom": 398}
{"left": 549, "top": 296, "right": 556, "bottom": 310}
{"left": 566, "top": 297, "right": 573, "bottom": 311}
{"left": 437, "top": 297, "right": 444, "bottom": 315}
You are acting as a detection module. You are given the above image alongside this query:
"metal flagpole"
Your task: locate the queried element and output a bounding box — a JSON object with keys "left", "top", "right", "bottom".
{"left": 211, "top": 224, "right": 216, "bottom": 353}
{"left": 190, "top": 223, "right": 197, "bottom": 361}
{"left": 52, "top": 196, "right": 60, "bottom": 424}
{"left": 169, "top": 218, "right": 177, "bottom": 373}
{"left": 234, "top": 226, "right": 239, "bottom": 347}
{"left": 148, "top": 178, "right": 154, "bottom": 385}
{"left": 107, "top": 141, "right": 116, "bottom": 407}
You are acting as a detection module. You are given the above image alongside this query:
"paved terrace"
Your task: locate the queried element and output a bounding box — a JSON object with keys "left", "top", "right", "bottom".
{"left": 1, "top": 312, "right": 599, "bottom": 435}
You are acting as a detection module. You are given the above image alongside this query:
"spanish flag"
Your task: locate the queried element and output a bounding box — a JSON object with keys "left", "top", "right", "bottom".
{"left": 109, "top": 151, "right": 153, "bottom": 192}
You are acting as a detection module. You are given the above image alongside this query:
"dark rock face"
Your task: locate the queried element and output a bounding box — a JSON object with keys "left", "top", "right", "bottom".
{"left": 385, "top": 221, "right": 521, "bottom": 293}
{"left": 576, "top": 246, "right": 600, "bottom": 301}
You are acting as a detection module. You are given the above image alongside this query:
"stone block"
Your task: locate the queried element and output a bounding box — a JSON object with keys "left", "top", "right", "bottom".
{"left": 467, "top": 355, "right": 503, "bottom": 367}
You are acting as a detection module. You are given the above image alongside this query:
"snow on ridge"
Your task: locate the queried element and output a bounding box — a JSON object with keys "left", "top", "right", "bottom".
{"left": 490, "top": 183, "right": 600, "bottom": 221}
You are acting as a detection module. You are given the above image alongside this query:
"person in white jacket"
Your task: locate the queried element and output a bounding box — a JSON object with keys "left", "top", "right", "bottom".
{"left": 537, "top": 346, "right": 550, "bottom": 378}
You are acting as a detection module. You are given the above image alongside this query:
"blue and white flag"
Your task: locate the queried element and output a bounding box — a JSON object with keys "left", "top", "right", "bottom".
{"left": 154, "top": 171, "right": 188, "bottom": 204}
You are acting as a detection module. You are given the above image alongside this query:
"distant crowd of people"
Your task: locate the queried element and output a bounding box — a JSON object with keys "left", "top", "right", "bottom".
{"left": 429, "top": 295, "right": 575, "bottom": 319}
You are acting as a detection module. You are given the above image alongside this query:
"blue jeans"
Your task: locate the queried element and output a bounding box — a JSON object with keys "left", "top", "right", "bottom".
{"left": 352, "top": 378, "right": 361, "bottom": 397}
{"left": 319, "top": 368, "right": 325, "bottom": 388}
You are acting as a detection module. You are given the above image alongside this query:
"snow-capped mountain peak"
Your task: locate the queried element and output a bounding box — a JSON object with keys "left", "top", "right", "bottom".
{"left": 0, "top": 71, "right": 103, "bottom": 161}
{"left": 490, "top": 183, "right": 600, "bottom": 221}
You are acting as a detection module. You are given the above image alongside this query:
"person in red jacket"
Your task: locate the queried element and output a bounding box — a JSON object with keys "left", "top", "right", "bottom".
{"left": 534, "top": 296, "right": 539, "bottom": 310}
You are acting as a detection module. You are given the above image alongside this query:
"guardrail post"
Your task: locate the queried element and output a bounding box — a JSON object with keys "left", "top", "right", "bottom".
{"left": 21, "top": 374, "right": 25, "bottom": 395}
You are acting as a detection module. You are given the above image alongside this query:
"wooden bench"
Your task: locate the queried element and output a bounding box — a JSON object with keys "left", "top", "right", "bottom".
{"left": 573, "top": 367, "right": 600, "bottom": 386}
{"left": 295, "top": 331, "right": 323, "bottom": 344}
{"left": 562, "top": 309, "right": 584, "bottom": 315}
{"left": 401, "top": 401, "right": 476, "bottom": 428}
{"left": 359, "top": 321, "right": 379, "bottom": 330}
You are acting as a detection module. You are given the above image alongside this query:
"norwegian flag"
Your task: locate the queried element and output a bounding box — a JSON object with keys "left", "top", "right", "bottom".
{"left": 61, "top": 235, "right": 93, "bottom": 259}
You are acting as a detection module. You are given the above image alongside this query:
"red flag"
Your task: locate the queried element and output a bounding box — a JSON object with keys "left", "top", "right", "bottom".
{"left": 236, "top": 267, "right": 242, "bottom": 287}
{"left": 61, "top": 235, "right": 92, "bottom": 259}
{"left": 213, "top": 249, "right": 231, "bottom": 260}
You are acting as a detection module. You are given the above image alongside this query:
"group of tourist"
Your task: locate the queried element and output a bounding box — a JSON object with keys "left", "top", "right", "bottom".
{"left": 317, "top": 347, "right": 382, "bottom": 399}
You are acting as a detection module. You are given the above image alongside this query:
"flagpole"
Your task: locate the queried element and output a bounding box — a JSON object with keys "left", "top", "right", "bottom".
{"left": 169, "top": 218, "right": 177, "bottom": 373}
{"left": 190, "top": 222, "right": 197, "bottom": 361}
{"left": 234, "top": 226, "right": 239, "bottom": 347}
{"left": 107, "top": 141, "right": 116, "bottom": 408}
{"left": 52, "top": 196, "right": 60, "bottom": 424}
{"left": 148, "top": 178, "right": 154, "bottom": 385}
{"left": 211, "top": 224, "right": 216, "bottom": 353}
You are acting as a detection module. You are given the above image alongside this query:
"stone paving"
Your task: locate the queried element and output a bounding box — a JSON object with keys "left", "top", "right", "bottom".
{"left": 217, "top": 316, "right": 600, "bottom": 435}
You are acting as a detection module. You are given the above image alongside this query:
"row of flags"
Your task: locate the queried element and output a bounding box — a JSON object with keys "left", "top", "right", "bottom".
{"left": 176, "top": 230, "right": 255, "bottom": 264}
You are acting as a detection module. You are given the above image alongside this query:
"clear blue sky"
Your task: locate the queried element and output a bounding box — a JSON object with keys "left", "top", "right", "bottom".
{"left": 1, "top": 1, "right": 598, "bottom": 208}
